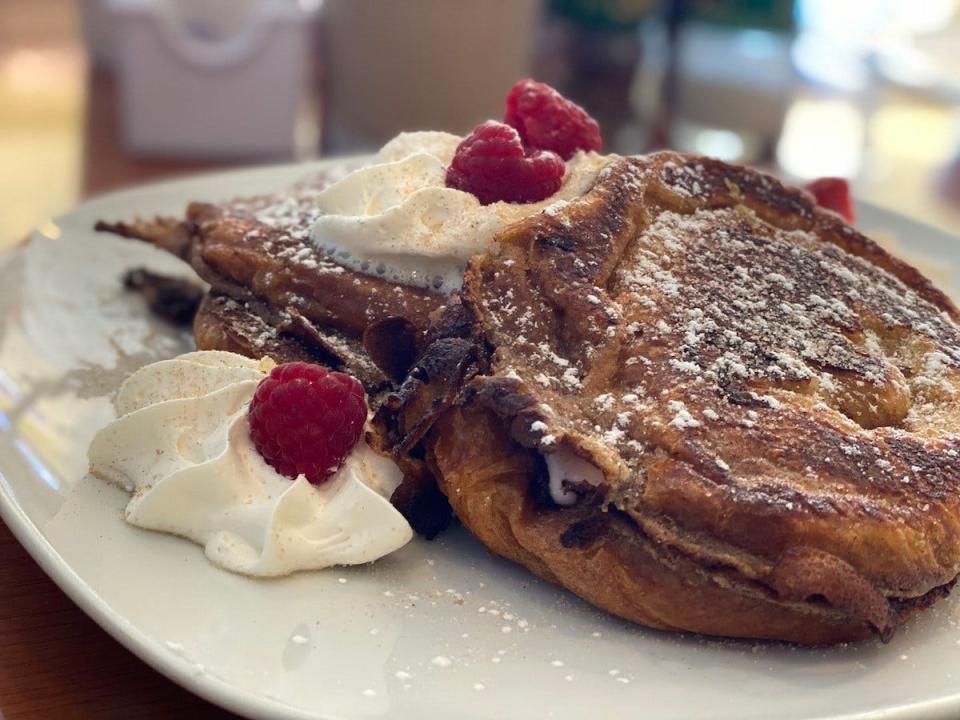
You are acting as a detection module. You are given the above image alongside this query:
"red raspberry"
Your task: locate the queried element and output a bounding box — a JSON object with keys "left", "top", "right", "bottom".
{"left": 445, "top": 121, "right": 565, "bottom": 205}
{"left": 248, "top": 363, "right": 367, "bottom": 484}
{"left": 504, "top": 79, "right": 602, "bottom": 160}
{"left": 806, "top": 177, "right": 855, "bottom": 223}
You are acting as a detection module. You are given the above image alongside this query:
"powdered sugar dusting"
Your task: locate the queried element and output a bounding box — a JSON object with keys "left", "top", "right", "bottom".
{"left": 614, "top": 207, "right": 960, "bottom": 421}
{"left": 475, "top": 156, "right": 960, "bottom": 508}
{"left": 225, "top": 171, "right": 352, "bottom": 278}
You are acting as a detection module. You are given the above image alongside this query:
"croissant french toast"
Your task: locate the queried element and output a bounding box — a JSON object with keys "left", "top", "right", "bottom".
{"left": 96, "top": 173, "right": 446, "bottom": 391}
{"left": 378, "top": 152, "right": 960, "bottom": 644}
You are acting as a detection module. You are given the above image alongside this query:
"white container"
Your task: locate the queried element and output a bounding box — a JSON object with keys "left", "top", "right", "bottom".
{"left": 107, "top": 0, "right": 318, "bottom": 159}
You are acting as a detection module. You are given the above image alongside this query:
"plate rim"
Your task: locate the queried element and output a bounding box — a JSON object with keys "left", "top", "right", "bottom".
{"left": 2, "top": 162, "right": 960, "bottom": 720}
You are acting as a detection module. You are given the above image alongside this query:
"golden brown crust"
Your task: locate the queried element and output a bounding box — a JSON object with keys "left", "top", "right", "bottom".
{"left": 97, "top": 171, "right": 445, "bottom": 384}
{"left": 193, "top": 292, "right": 392, "bottom": 392}
{"left": 193, "top": 292, "right": 314, "bottom": 363}
{"left": 431, "top": 407, "right": 872, "bottom": 643}
{"left": 184, "top": 193, "right": 443, "bottom": 340}
{"left": 99, "top": 180, "right": 446, "bottom": 341}
{"left": 430, "top": 405, "right": 952, "bottom": 644}
{"left": 384, "top": 152, "right": 960, "bottom": 644}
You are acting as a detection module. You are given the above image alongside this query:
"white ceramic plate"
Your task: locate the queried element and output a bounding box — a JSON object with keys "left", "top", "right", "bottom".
{"left": 3, "top": 161, "right": 960, "bottom": 720}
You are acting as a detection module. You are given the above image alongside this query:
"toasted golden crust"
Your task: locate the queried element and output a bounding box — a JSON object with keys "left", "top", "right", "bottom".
{"left": 384, "top": 152, "right": 960, "bottom": 644}
{"left": 98, "top": 174, "right": 445, "bottom": 340}
{"left": 98, "top": 173, "right": 446, "bottom": 389}
{"left": 193, "top": 292, "right": 314, "bottom": 363}
{"left": 193, "top": 292, "right": 396, "bottom": 392}
{"left": 430, "top": 405, "right": 952, "bottom": 644}
{"left": 183, "top": 197, "right": 443, "bottom": 340}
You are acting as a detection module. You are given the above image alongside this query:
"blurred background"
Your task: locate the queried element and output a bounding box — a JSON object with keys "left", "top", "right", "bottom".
{"left": 4, "top": 0, "right": 960, "bottom": 254}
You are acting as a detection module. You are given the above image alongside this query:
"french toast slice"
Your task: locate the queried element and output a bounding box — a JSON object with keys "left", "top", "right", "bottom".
{"left": 379, "top": 152, "right": 960, "bottom": 644}
{"left": 97, "top": 173, "right": 446, "bottom": 389}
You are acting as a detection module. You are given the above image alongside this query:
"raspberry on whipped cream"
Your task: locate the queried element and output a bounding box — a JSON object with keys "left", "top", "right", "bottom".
{"left": 445, "top": 121, "right": 566, "bottom": 205}
{"left": 249, "top": 362, "right": 367, "bottom": 484}
{"left": 309, "top": 131, "right": 611, "bottom": 294}
{"left": 504, "top": 79, "right": 603, "bottom": 160}
{"left": 87, "top": 351, "right": 412, "bottom": 577}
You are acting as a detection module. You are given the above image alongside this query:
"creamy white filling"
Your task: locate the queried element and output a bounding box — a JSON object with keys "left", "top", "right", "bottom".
{"left": 88, "top": 351, "right": 412, "bottom": 577}
{"left": 309, "top": 131, "right": 611, "bottom": 293}
{"left": 544, "top": 445, "right": 605, "bottom": 506}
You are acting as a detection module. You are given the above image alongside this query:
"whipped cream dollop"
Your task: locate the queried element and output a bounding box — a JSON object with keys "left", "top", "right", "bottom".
{"left": 88, "top": 351, "right": 412, "bottom": 577}
{"left": 309, "top": 131, "right": 612, "bottom": 293}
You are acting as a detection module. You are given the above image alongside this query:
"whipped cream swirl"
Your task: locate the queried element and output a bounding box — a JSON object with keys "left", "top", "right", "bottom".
{"left": 88, "top": 351, "right": 412, "bottom": 577}
{"left": 310, "top": 131, "right": 611, "bottom": 293}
